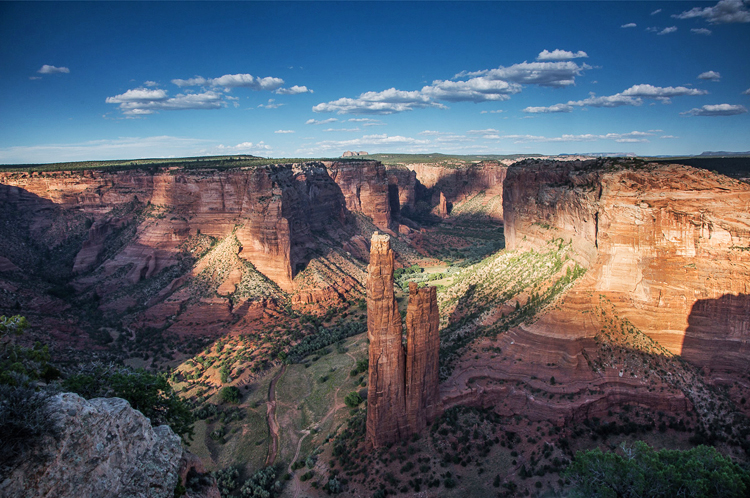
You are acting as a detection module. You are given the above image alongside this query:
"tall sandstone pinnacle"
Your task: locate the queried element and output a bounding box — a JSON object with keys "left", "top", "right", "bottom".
{"left": 365, "top": 232, "right": 441, "bottom": 448}
{"left": 405, "top": 282, "right": 441, "bottom": 434}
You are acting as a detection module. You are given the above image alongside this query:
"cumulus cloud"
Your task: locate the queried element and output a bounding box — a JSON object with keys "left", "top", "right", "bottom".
{"left": 275, "top": 85, "right": 312, "bottom": 95}
{"left": 681, "top": 104, "right": 748, "bottom": 116}
{"left": 658, "top": 26, "right": 678, "bottom": 35}
{"left": 522, "top": 103, "right": 573, "bottom": 113}
{"left": 144, "top": 81, "right": 159, "bottom": 87}
{"left": 698, "top": 71, "right": 722, "bottom": 81}
{"left": 463, "top": 61, "right": 590, "bottom": 88}
{"left": 106, "top": 88, "right": 223, "bottom": 115}
{"left": 691, "top": 27, "right": 713, "bottom": 34}
{"left": 523, "top": 84, "right": 707, "bottom": 114}
{"left": 673, "top": 0, "right": 750, "bottom": 24}
{"left": 348, "top": 118, "right": 386, "bottom": 126}
{"left": 38, "top": 65, "right": 70, "bottom": 74}
{"left": 306, "top": 118, "right": 338, "bottom": 125}
{"left": 421, "top": 77, "right": 521, "bottom": 102}
{"left": 274, "top": 130, "right": 295, "bottom": 134}
{"left": 258, "top": 99, "right": 284, "bottom": 109}
{"left": 213, "top": 141, "right": 272, "bottom": 153}
{"left": 536, "top": 49, "right": 588, "bottom": 61}
{"left": 312, "top": 88, "right": 440, "bottom": 114}
{"left": 621, "top": 23, "right": 637, "bottom": 28}
{"left": 660, "top": 135, "right": 679, "bottom": 139}
{"left": 171, "top": 76, "right": 208, "bottom": 87}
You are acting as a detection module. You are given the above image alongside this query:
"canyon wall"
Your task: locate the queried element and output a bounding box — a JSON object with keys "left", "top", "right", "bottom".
{"left": 366, "top": 233, "right": 441, "bottom": 447}
{"left": 503, "top": 160, "right": 750, "bottom": 375}
{"left": 0, "top": 161, "right": 391, "bottom": 293}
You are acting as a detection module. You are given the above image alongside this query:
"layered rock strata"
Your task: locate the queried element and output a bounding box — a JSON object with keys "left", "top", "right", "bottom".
{"left": 366, "top": 233, "right": 441, "bottom": 448}
{"left": 503, "top": 160, "right": 750, "bottom": 375}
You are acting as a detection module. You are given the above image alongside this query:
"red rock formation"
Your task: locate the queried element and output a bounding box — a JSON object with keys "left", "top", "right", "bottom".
{"left": 503, "top": 160, "right": 750, "bottom": 376}
{"left": 438, "top": 192, "right": 448, "bottom": 218}
{"left": 405, "top": 283, "right": 442, "bottom": 433}
{"left": 366, "top": 232, "right": 408, "bottom": 447}
{"left": 324, "top": 160, "right": 392, "bottom": 230}
{"left": 366, "top": 233, "right": 441, "bottom": 447}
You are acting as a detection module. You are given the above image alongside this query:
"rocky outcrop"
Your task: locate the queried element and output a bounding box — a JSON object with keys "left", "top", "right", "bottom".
{"left": 1, "top": 392, "right": 218, "bottom": 498}
{"left": 324, "top": 161, "right": 392, "bottom": 230}
{"left": 405, "top": 283, "right": 442, "bottom": 434}
{"left": 341, "top": 151, "right": 368, "bottom": 157}
{"left": 366, "top": 233, "right": 441, "bottom": 448}
{"left": 438, "top": 192, "right": 448, "bottom": 218}
{"left": 503, "top": 160, "right": 750, "bottom": 375}
{"left": 365, "top": 233, "right": 407, "bottom": 447}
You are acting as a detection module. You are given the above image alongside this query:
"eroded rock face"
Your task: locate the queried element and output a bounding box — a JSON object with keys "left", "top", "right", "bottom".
{"left": 366, "top": 234, "right": 441, "bottom": 447}
{"left": 366, "top": 233, "right": 407, "bottom": 447}
{"left": 503, "top": 160, "right": 750, "bottom": 376}
{"left": 438, "top": 192, "right": 448, "bottom": 218}
{"left": 324, "top": 161, "right": 392, "bottom": 230}
{"left": 405, "top": 283, "right": 442, "bottom": 434}
{"left": 1, "top": 392, "right": 217, "bottom": 498}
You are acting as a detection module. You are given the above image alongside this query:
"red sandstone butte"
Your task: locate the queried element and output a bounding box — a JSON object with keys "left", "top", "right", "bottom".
{"left": 405, "top": 282, "right": 442, "bottom": 434}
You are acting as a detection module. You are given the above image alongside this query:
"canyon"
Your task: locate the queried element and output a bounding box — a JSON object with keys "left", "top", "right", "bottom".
{"left": 1, "top": 154, "right": 749, "bottom": 497}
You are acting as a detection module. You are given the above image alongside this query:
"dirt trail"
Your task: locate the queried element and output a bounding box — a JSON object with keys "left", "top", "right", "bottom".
{"left": 264, "top": 364, "right": 286, "bottom": 466}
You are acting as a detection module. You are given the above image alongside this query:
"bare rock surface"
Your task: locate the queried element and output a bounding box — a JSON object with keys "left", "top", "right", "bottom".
{"left": 1, "top": 392, "right": 215, "bottom": 498}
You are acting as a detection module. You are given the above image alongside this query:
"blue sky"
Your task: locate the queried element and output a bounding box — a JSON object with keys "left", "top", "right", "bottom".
{"left": 0, "top": 1, "right": 749, "bottom": 163}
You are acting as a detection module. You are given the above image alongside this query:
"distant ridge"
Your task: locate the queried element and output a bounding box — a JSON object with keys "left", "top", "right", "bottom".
{"left": 699, "top": 151, "right": 750, "bottom": 157}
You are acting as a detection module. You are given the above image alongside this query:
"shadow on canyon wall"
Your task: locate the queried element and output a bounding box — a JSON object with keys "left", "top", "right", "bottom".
{"left": 681, "top": 293, "right": 750, "bottom": 377}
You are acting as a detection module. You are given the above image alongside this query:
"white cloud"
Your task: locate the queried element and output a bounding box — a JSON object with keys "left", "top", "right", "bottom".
{"left": 275, "top": 85, "right": 312, "bottom": 95}
{"left": 258, "top": 99, "right": 284, "bottom": 109}
{"left": 421, "top": 77, "right": 520, "bottom": 102}
{"left": 536, "top": 49, "right": 588, "bottom": 61}
{"left": 621, "top": 84, "right": 708, "bottom": 98}
{"left": 274, "top": 130, "right": 295, "bottom": 134}
{"left": 658, "top": 26, "right": 678, "bottom": 35}
{"left": 106, "top": 88, "right": 223, "bottom": 115}
{"left": 467, "top": 129, "right": 501, "bottom": 135}
{"left": 743, "top": 88, "right": 750, "bottom": 95}
{"left": 651, "top": 9, "right": 662, "bottom": 15}
{"left": 212, "top": 141, "right": 271, "bottom": 153}
{"left": 418, "top": 130, "right": 450, "bottom": 136}
{"left": 348, "top": 118, "right": 386, "bottom": 126}
{"left": 144, "top": 81, "right": 159, "bottom": 87}
{"left": 38, "top": 65, "right": 69, "bottom": 74}
{"left": 29, "top": 76, "right": 42, "bottom": 81}
{"left": 522, "top": 103, "right": 573, "bottom": 113}
{"left": 210, "top": 74, "right": 284, "bottom": 91}
{"left": 323, "top": 128, "right": 360, "bottom": 132}
{"left": 673, "top": 0, "right": 750, "bottom": 24}
{"left": 463, "top": 61, "right": 590, "bottom": 88}
{"left": 171, "top": 76, "right": 208, "bottom": 87}
{"left": 569, "top": 93, "right": 642, "bottom": 108}
{"left": 698, "top": 71, "right": 721, "bottom": 81}
{"left": 621, "top": 23, "right": 637, "bottom": 28}
{"left": 691, "top": 28, "right": 713, "bottom": 34}
{"left": 306, "top": 118, "right": 338, "bottom": 125}
{"left": 681, "top": 104, "right": 748, "bottom": 116}
{"left": 480, "top": 109, "right": 504, "bottom": 114}
{"left": 312, "top": 88, "right": 440, "bottom": 114}
{"left": 660, "top": 135, "right": 679, "bottom": 139}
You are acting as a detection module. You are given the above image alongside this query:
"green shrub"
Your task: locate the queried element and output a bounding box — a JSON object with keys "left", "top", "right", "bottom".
{"left": 219, "top": 386, "right": 240, "bottom": 404}
{"left": 344, "top": 392, "right": 363, "bottom": 408}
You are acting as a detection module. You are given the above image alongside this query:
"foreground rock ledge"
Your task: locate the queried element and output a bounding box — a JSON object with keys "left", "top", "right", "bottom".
{"left": 1, "top": 392, "right": 216, "bottom": 498}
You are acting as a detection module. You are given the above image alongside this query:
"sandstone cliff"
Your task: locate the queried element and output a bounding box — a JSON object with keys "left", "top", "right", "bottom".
{"left": 1, "top": 392, "right": 218, "bottom": 498}
{"left": 503, "top": 160, "right": 750, "bottom": 376}
{"left": 366, "top": 233, "right": 441, "bottom": 447}
{"left": 324, "top": 161, "right": 392, "bottom": 231}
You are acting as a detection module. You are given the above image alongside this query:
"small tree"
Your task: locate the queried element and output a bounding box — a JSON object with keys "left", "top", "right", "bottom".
{"left": 344, "top": 392, "right": 363, "bottom": 408}
{"left": 219, "top": 386, "right": 240, "bottom": 404}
